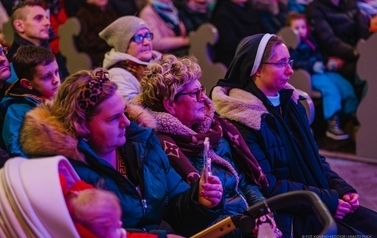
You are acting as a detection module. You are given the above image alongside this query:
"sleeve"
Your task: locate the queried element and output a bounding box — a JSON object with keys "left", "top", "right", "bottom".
{"left": 306, "top": 4, "right": 357, "bottom": 61}
{"left": 2, "top": 103, "right": 30, "bottom": 158}
{"left": 139, "top": 6, "right": 188, "bottom": 52}
{"left": 238, "top": 171, "right": 265, "bottom": 206}
{"left": 148, "top": 135, "right": 224, "bottom": 237}
{"left": 320, "top": 154, "right": 357, "bottom": 197}
{"left": 236, "top": 123, "right": 339, "bottom": 215}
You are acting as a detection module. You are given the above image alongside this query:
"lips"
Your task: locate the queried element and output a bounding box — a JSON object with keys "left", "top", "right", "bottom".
{"left": 0, "top": 65, "right": 10, "bottom": 72}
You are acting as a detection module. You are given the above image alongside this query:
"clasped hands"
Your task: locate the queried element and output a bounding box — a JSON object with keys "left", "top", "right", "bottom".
{"left": 334, "top": 192, "right": 360, "bottom": 220}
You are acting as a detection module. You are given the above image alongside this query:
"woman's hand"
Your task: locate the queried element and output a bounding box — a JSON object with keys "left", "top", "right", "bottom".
{"left": 334, "top": 199, "right": 351, "bottom": 220}
{"left": 342, "top": 193, "right": 359, "bottom": 213}
{"left": 198, "top": 175, "right": 223, "bottom": 208}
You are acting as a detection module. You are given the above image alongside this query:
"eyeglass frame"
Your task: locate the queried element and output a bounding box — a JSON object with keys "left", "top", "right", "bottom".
{"left": 261, "top": 59, "right": 294, "bottom": 68}
{"left": 0, "top": 47, "right": 8, "bottom": 56}
{"left": 175, "top": 86, "right": 206, "bottom": 101}
{"left": 131, "top": 32, "right": 154, "bottom": 43}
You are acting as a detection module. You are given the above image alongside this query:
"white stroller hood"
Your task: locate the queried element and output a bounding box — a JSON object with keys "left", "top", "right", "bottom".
{"left": 0, "top": 156, "right": 81, "bottom": 238}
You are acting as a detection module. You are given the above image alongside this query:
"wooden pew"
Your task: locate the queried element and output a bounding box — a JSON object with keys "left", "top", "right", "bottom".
{"left": 188, "top": 23, "right": 227, "bottom": 94}
{"left": 58, "top": 17, "right": 91, "bottom": 73}
{"left": 355, "top": 33, "right": 377, "bottom": 160}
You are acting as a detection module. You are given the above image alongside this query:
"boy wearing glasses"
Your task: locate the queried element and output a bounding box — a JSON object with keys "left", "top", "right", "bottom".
{"left": 99, "top": 16, "right": 162, "bottom": 101}
{"left": 287, "top": 12, "right": 358, "bottom": 140}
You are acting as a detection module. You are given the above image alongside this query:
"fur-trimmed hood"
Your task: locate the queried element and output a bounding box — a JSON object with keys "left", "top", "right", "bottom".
{"left": 20, "top": 103, "right": 84, "bottom": 161}
{"left": 211, "top": 83, "right": 300, "bottom": 130}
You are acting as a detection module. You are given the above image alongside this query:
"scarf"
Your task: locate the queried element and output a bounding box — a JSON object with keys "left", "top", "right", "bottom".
{"left": 141, "top": 95, "right": 268, "bottom": 188}
{"left": 151, "top": 0, "right": 181, "bottom": 36}
{"left": 109, "top": 60, "right": 147, "bottom": 82}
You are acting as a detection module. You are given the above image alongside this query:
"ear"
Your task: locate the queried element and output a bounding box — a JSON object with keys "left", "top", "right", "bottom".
{"left": 162, "top": 98, "right": 176, "bottom": 115}
{"left": 255, "top": 67, "right": 262, "bottom": 77}
{"left": 13, "top": 19, "right": 25, "bottom": 33}
{"left": 20, "top": 78, "right": 33, "bottom": 90}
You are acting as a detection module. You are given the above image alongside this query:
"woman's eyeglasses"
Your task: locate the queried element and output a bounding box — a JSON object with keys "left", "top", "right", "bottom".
{"left": 0, "top": 47, "right": 8, "bottom": 56}
{"left": 262, "top": 59, "right": 294, "bottom": 68}
{"left": 131, "top": 32, "right": 154, "bottom": 43}
{"left": 175, "top": 86, "right": 206, "bottom": 101}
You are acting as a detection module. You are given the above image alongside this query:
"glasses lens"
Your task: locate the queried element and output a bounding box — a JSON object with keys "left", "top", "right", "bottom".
{"left": 196, "top": 86, "right": 206, "bottom": 100}
{"left": 288, "top": 59, "right": 294, "bottom": 67}
{"left": 133, "top": 34, "right": 143, "bottom": 43}
{"left": 145, "top": 33, "right": 153, "bottom": 40}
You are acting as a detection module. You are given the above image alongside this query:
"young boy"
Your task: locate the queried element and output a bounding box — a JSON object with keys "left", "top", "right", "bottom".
{"left": 286, "top": 12, "right": 358, "bottom": 140}
{"left": 0, "top": 45, "right": 60, "bottom": 157}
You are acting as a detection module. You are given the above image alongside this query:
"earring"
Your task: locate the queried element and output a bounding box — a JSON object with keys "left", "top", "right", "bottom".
{"left": 28, "top": 86, "right": 33, "bottom": 90}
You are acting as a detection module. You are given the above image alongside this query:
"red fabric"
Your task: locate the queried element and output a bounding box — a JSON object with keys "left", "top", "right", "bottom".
{"left": 49, "top": 0, "right": 68, "bottom": 54}
{"left": 127, "top": 232, "right": 158, "bottom": 238}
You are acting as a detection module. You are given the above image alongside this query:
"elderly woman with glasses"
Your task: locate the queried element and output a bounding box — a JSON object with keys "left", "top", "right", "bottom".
{"left": 128, "top": 54, "right": 282, "bottom": 237}
{"left": 19, "top": 68, "right": 226, "bottom": 237}
{"left": 99, "top": 16, "right": 162, "bottom": 101}
{"left": 211, "top": 33, "right": 377, "bottom": 237}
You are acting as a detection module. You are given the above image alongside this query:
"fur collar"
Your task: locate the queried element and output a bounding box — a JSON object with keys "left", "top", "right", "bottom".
{"left": 128, "top": 94, "right": 242, "bottom": 191}
{"left": 211, "top": 83, "right": 300, "bottom": 130}
{"left": 20, "top": 103, "right": 85, "bottom": 161}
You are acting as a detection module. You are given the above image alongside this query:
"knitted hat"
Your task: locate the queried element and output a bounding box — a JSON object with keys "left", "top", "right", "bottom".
{"left": 99, "top": 16, "right": 150, "bottom": 53}
{"left": 218, "top": 33, "right": 275, "bottom": 88}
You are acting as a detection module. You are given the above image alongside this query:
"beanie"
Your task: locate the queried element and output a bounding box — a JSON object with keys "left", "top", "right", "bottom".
{"left": 99, "top": 16, "right": 150, "bottom": 53}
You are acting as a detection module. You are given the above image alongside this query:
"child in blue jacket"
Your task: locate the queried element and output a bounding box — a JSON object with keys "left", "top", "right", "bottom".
{"left": 0, "top": 45, "right": 60, "bottom": 157}
{"left": 287, "top": 12, "right": 358, "bottom": 140}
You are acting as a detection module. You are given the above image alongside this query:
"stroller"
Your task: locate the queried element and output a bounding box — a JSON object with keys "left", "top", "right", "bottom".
{"left": 0, "top": 156, "right": 80, "bottom": 238}
{"left": 0, "top": 156, "right": 337, "bottom": 238}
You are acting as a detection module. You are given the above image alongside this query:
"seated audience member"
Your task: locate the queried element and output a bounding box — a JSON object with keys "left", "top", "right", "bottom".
{"left": 211, "top": 33, "right": 377, "bottom": 237}
{"left": 210, "top": 0, "right": 265, "bottom": 67}
{"left": 0, "top": 45, "right": 11, "bottom": 98}
{"left": 0, "top": 44, "right": 11, "bottom": 167}
{"left": 75, "top": 0, "right": 118, "bottom": 68}
{"left": 306, "top": 0, "right": 370, "bottom": 100}
{"left": 287, "top": 12, "right": 358, "bottom": 140}
{"left": 64, "top": 0, "right": 138, "bottom": 17}
{"left": 139, "top": 0, "right": 190, "bottom": 55}
{"left": 174, "top": 0, "right": 211, "bottom": 33}
{"left": 1, "top": 45, "right": 60, "bottom": 158}
{"left": 7, "top": 0, "right": 69, "bottom": 81}
{"left": 0, "top": 2, "right": 9, "bottom": 47}
{"left": 130, "top": 54, "right": 281, "bottom": 237}
{"left": 99, "top": 16, "right": 162, "bottom": 101}
{"left": 20, "top": 68, "right": 225, "bottom": 237}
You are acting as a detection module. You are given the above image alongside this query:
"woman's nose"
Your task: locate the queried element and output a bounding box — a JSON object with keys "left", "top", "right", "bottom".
{"left": 121, "top": 114, "right": 131, "bottom": 127}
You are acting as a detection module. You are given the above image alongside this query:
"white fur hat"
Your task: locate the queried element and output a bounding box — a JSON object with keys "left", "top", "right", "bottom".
{"left": 99, "top": 16, "right": 150, "bottom": 53}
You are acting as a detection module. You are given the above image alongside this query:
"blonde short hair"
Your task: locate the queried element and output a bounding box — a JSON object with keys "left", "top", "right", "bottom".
{"left": 66, "top": 189, "right": 122, "bottom": 237}
{"left": 141, "top": 54, "right": 201, "bottom": 112}
{"left": 51, "top": 68, "right": 118, "bottom": 139}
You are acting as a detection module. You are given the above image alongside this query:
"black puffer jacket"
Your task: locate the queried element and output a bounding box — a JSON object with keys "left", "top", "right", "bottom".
{"left": 306, "top": 0, "right": 370, "bottom": 61}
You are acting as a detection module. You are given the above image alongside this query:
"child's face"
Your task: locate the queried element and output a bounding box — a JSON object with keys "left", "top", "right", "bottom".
{"left": 290, "top": 18, "right": 308, "bottom": 40}
{"left": 29, "top": 60, "right": 61, "bottom": 99}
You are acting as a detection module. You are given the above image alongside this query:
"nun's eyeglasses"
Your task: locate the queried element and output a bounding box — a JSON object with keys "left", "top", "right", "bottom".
{"left": 131, "top": 32, "right": 154, "bottom": 43}
{"left": 262, "top": 59, "right": 294, "bottom": 68}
